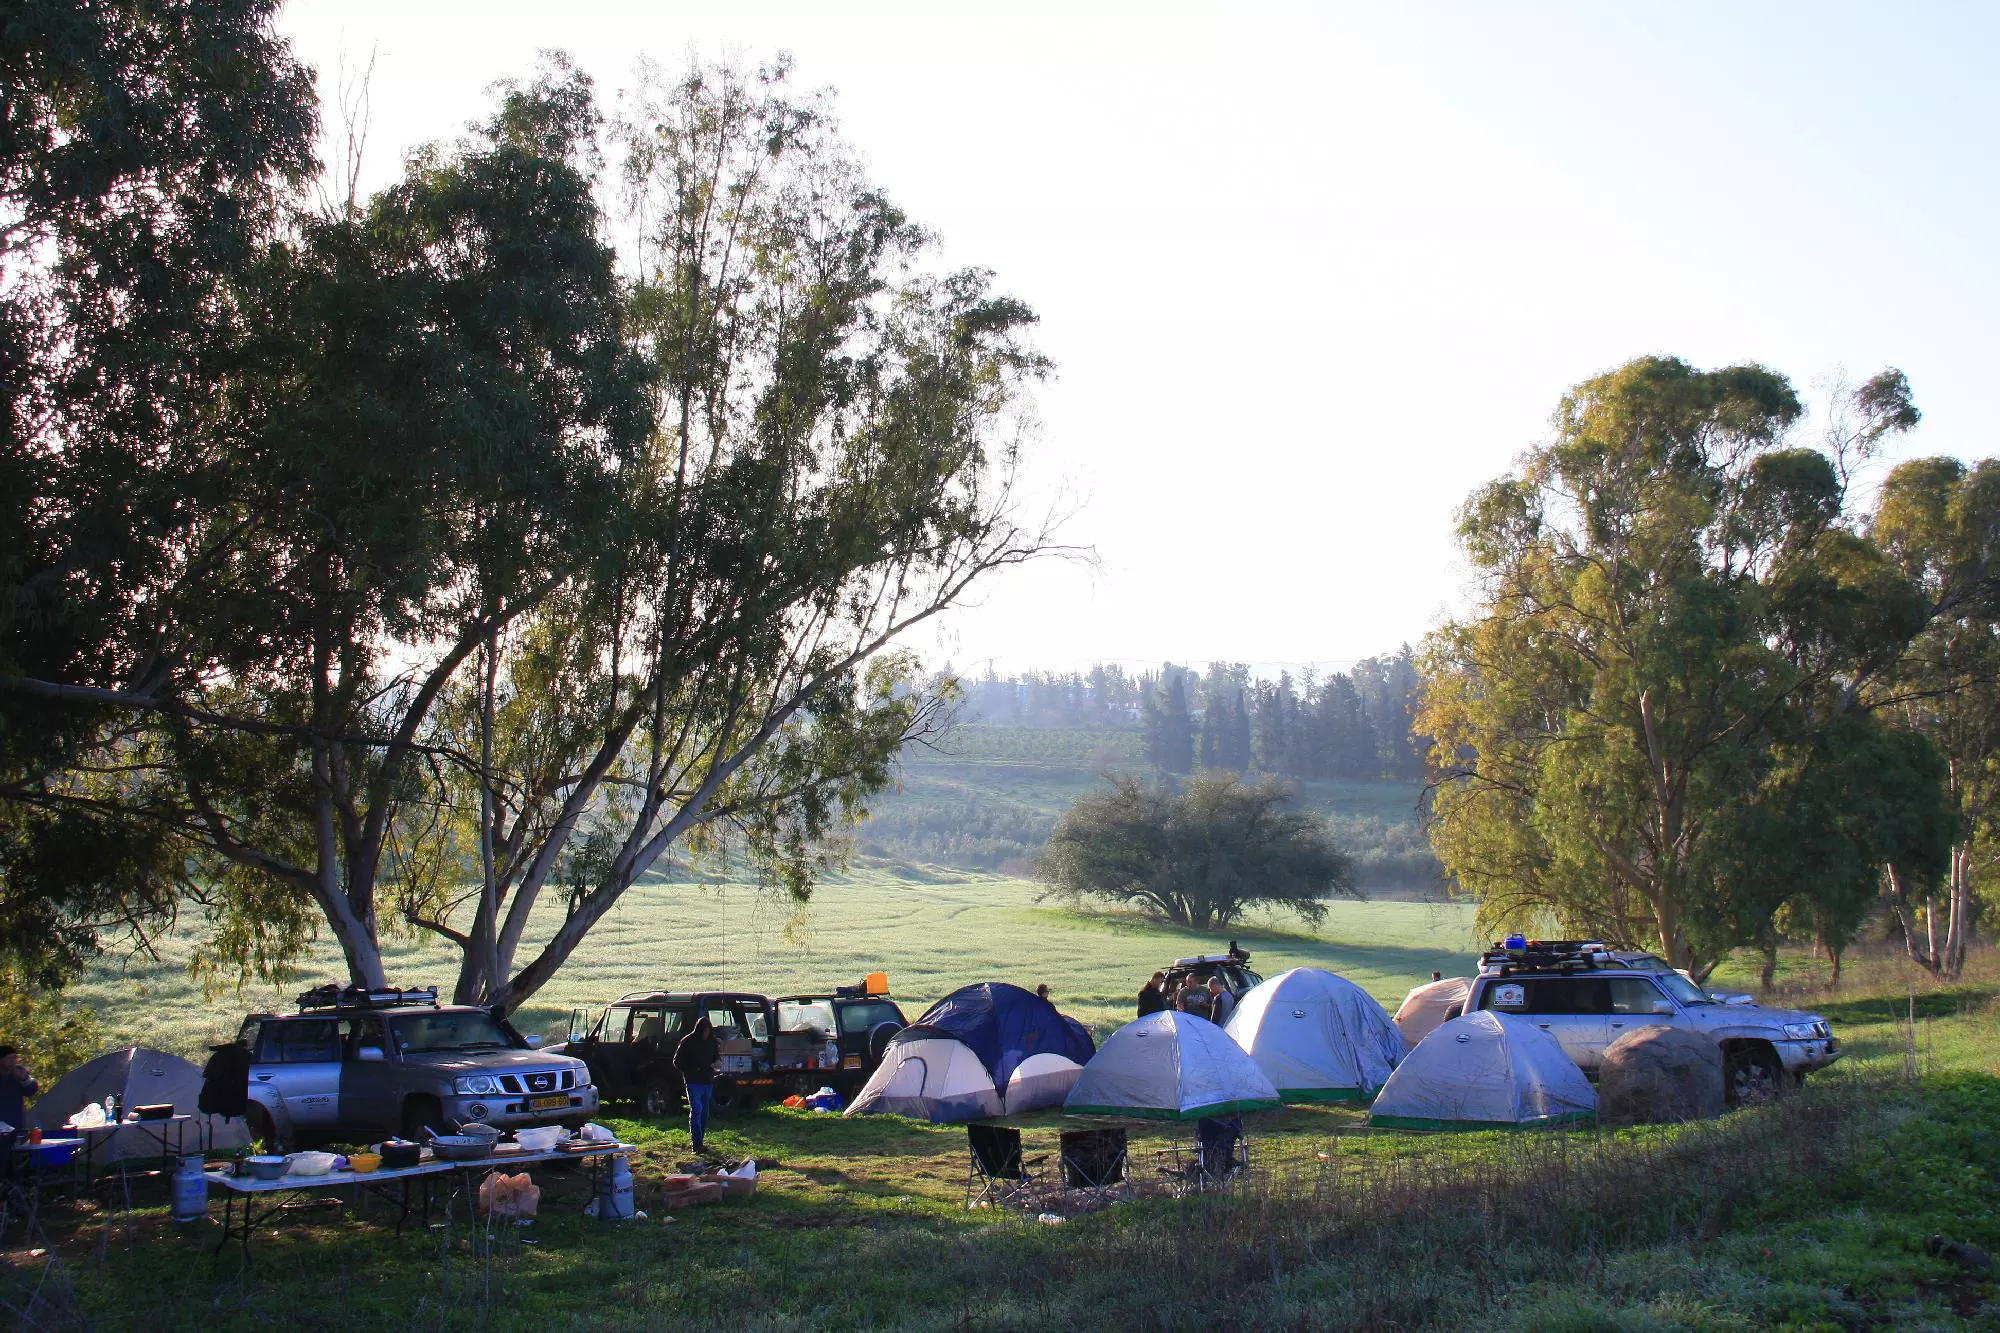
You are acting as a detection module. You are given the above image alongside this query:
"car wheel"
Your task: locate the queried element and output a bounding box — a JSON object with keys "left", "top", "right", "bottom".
{"left": 402, "top": 1095, "right": 446, "bottom": 1140}
{"left": 639, "top": 1080, "right": 679, "bottom": 1119}
{"left": 1725, "top": 1047, "right": 1783, "bottom": 1107}
{"left": 245, "top": 1103, "right": 283, "bottom": 1154}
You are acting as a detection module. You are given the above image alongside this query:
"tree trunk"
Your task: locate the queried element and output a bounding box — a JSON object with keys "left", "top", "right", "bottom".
{"left": 1885, "top": 864, "right": 1939, "bottom": 973}
{"left": 1759, "top": 939, "right": 1777, "bottom": 992}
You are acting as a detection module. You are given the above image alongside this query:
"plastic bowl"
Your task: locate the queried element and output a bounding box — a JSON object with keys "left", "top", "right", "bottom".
{"left": 246, "top": 1155, "right": 289, "bottom": 1181}
{"left": 287, "top": 1151, "right": 338, "bottom": 1176}
{"left": 512, "top": 1126, "right": 566, "bottom": 1152}
{"left": 346, "top": 1152, "right": 382, "bottom": 1174}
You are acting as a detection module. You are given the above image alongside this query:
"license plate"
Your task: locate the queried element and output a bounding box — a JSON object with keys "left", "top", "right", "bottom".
{"left": 842, "top": 1055, "right": 862, "bottom": 1070}
{"left": 527, "top": 1094, "right": 568, "bottom": 1111}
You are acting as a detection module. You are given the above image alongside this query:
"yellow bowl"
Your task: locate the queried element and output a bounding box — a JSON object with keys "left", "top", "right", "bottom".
{"left": 347, "top": 1153, "right": 382, "bottom": 1174}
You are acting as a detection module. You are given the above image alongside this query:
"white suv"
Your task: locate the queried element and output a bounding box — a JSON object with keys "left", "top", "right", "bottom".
{"left": 1462, "top": 941, "right": 1840, "bottom": 1103}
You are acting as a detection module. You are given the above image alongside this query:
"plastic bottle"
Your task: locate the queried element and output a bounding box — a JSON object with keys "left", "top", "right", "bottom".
{"left": 172, "top": 1154, "right": 208, "bottom": 1223}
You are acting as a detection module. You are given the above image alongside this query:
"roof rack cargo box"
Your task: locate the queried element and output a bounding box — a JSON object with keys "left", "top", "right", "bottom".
{"left": 295, "top": 983, "right": 441, "bottom": 1012}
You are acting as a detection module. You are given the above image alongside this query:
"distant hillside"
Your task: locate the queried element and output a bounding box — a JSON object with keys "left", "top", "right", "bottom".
{"left": 855, "top": 725, "right": 1445, "bottom": 892}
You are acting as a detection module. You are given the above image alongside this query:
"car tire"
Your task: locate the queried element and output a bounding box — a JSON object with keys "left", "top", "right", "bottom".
{"left": 245, "top": 1103, "right": 282, "bottom": 1154}
{"left": 1725, "top": 1046, "right": 1783, "bottom": 1107}
{"left": 402, "top": 1095, "right": 446, "bottom": 1140}
{"left": 639, "top": 1080, "right": 679, "bottom": 1120}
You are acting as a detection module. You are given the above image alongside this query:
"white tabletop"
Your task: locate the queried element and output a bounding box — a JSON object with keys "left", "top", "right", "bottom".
{"left": 205, "top": 1142, "right": 631, "bottom": 1194}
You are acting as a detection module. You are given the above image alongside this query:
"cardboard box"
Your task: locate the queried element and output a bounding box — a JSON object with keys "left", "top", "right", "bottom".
{"left": 698, "top": 1170, "right": 756, "bottom": 1200}
{"left": 658, "top": 1181, "right": 724, "bottom": 1208}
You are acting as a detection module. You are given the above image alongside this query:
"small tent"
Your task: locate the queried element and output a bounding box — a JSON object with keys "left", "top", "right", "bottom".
{"left": 846, "top": 983, "right": 1095, "bottom": 1123}
{"left": 1065, "top": 1010, "right": 1280, "bottom": 1120}
{"left": 30, "top": 1046, "right": 252, "bottom": 1159}
{"left": 1393, "top": 977, "right": 1471, "bottom": 1048}
{"left": 1223, "top": 967, "right": 1405, "bottom": 1102}
{"left": 1368, "top": 1011, "right": 1596, "bottom": 1131}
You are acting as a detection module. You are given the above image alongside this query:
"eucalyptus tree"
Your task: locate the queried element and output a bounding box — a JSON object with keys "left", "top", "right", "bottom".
{"left": 1871, "top": 457, "right": 2000, "bottom": 978}
{"left": 389, "top": 58, "right": 1056, "bottom": 1007}
{"left": 1043, "top": 771, "right": 1355, "bottom": 929}
{"left": 0, "top": 0, "right": 316, "bottom": 983}
{"left": 1419, "top": 357, "right": 1942, "bottom": 977}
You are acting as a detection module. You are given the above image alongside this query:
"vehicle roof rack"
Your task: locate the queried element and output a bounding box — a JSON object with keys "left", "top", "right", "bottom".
{"left": 295, "top": 983, "right": 440, "bottom": 1012}
{"left": 1477, "top": 939, "right": 1633, "bottom": 977}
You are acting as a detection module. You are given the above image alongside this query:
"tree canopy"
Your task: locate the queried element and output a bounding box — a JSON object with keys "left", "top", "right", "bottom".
{"left": 1041, "top": 771, "right": 1356, "bottom": 929}
{"left": 1, "top": 48, "right": 1055, "bottom": 1006}
{"left": 1420, "top": 356, "right": 1961, "bottom": 977}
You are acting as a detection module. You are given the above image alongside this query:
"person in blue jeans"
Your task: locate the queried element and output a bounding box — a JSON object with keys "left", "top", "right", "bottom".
{"left": 673, "top": 1017, "right": 721, "bottom": 1154}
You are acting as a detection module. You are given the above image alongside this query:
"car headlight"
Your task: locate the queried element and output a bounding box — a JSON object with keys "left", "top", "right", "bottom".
{"left": 1782, "top": 1023, "right": 1817, "bottom": 1040}
{"left": 455, "top": 1075, "right": 502, "bottom": 1096}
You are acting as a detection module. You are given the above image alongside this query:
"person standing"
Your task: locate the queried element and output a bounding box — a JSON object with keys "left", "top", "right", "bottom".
{"left": 1136, "top": 972, "right": 1168, "bottom": 1018}
{"left": 1206, "top": 977, "right": 1236, "bottom": 1027}
{"left": 0, "top": 1046, "right": 38, "bottom": 1131}
{"left": 674, "top": 1017, "right": 721, "bottom": 1155}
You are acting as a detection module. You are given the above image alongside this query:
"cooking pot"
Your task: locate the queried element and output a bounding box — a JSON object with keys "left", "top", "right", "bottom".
{"left": 379, "top": 1139, "right": 422, "bottom": 1170}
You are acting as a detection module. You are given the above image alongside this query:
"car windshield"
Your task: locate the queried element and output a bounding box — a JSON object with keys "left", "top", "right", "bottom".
{"left": 1652, "top": 970, "right": 1713, "bottom": 1006}
{"left": 391, "top": 1011, "right": 514, "bottom": 1053}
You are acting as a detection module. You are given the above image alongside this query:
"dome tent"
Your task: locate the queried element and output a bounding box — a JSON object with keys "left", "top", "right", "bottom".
{"left": 846, "top": 983, "right": 1095, "bottom": 1123}
{"left": 1368, "top": 1011, "right": 1596, "bottom": 1131}
{"left": 1223, "top": 967, "right": 1405, "bottom": 1102}
{"left": 30, "top": 1046, "right": 252, "bottom": 1159}
{"left": 1392, "top": 976, "right": 1472, "bottom": 1048}
{"left": 1065, "top": 1010, "right": 1280, "bottom": 1120}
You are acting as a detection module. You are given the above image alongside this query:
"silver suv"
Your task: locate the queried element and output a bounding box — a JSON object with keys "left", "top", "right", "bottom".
{"left": 238, "top": 985, "right": 599, "bottom": 1149}
{"left": 1462, "top": 941, "right": 1840, "bottom": 1103}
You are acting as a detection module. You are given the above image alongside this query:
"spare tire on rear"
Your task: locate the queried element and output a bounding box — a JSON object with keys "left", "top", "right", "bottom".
{"left": 1598, "top": 1026, "right": 1726, "bottom": 1124}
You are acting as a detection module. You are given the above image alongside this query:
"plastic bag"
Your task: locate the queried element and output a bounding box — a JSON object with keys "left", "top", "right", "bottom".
{"left": 69, "top": 1102, "right": 107, "bottom": 1129}
{"left": 478, "top": 1171, "right": 541, "bottom": 1219}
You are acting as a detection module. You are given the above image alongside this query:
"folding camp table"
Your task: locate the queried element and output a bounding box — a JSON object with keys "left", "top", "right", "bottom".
{"left": 205, "top": 1142, "right": 631, "bottom": 1261}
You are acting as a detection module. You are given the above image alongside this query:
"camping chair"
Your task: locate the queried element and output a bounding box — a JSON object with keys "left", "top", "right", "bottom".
{"left": 963, "top": 1124, "right": 1047, "bottom": 1210}
{"left": 1058, "top": 1127, "right": 1130, "bottom": 1205}
{"left": 1159, "top": 1116, "right": 1252, "bottom": 1195}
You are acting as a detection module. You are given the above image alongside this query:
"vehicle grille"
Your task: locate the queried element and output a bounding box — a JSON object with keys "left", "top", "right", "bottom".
{"left": 496, "top": 1069, "right": 576, "bottom": 1095}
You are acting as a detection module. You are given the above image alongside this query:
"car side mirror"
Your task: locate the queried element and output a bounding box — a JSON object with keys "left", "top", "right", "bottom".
{"left": 356, "top": 1045, "right": 386, "bottom": 1063}
{"left": 522, "top": 1034, "right": 542, "bottom": 1048}
{"left": 1650, "top": 1001, "right": 1675, "bottom": 1015}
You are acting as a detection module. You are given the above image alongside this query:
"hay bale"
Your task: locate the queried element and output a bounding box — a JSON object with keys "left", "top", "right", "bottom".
{"left": 1598, "top": 1026, "right": 1726, "bottom": 1123}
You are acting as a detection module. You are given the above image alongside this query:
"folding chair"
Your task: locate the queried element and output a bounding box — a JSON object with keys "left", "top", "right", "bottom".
{"left": 1159, "top": 1115, "right": 1252, "bottom": 1196}
{"left": 1059, "top": 1127, "right": 1130, "bottom": 1204}
{"left": 963, "top": 1124, "right": 1046, "bottom": 1210}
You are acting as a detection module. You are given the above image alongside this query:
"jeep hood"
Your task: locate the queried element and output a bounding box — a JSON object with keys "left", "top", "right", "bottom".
{"left": 1676, "top": 1002, "right": 1826, "bottom": 1036}
{"left": 400, "top": 1048, "right": 587, "bottom": 1077}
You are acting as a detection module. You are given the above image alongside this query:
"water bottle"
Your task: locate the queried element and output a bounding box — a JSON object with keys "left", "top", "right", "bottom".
{"left": 595, "top": 1155, "right": 635, "bottom": 1220}
{"left": 171, "top": 1154, "right": 208, "bottom": 1223}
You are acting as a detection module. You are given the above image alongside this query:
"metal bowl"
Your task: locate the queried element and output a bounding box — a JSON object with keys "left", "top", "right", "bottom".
{"left": 246, "top": 1155, "right": 289, "bottom": 1180}
{"left": 430, "top": 1135, "right": 495, "bottom": 1161}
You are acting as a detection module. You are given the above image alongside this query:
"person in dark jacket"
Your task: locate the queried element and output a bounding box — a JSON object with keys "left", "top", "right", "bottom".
{"left": 674, "top": 1018, "right": 721, "bottom": 1154}
{"left": 0, "top": 1046, "right": 38, "bottom": 1131}
{"left": 1136, "top": 972, "right": 1168, "bottom": 1017}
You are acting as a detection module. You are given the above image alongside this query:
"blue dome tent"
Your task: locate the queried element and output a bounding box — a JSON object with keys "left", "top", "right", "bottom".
{"left": 846, "top": 983, "right": 1096, "bottom": 1123}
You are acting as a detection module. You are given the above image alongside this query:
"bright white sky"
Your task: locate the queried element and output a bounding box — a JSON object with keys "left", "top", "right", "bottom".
{"left": 280, "top": 1, "right": 1999, "bottom": 678}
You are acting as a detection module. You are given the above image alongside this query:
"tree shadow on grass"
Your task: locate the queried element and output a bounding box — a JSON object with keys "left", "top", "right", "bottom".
{"left": 1810, "top": 986, "right": 1998, "bottom": 1026}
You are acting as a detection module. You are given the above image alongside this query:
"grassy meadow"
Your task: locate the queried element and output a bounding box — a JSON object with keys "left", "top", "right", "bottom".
{"left": 67, "top": 868, "right": 1478, "bottom": 1061}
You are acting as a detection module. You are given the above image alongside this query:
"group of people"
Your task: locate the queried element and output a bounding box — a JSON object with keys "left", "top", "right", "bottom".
{"left": 1135, "top": 971, "right": 1236, "bottom": 1026}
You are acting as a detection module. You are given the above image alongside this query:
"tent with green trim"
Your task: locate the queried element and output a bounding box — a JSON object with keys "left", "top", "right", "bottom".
{"left": 1065, "top": 1010, "right": 1280, "bottom": 1120}
{"left": 1223, "top": 967, "right": 1405, "bottom": 1103}
{"left": 1368, "top": 1011, "right": 1596, "bottom": 1130}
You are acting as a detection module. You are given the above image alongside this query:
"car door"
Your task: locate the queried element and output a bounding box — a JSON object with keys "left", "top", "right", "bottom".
{"left": 337, "top": 1015, "right": 400, "bottom": 1139}
{"left": 1605, "top": 976, "right": 1676, "bottom": 1047}
{"left": 254, "top": 1017, "right": 347, "bottom": 1131}
{"left": 1482, "top": 979, "right": 1609, "bottom": 1071}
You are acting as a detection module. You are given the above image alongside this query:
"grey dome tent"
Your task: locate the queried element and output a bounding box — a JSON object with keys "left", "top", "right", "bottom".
{"left": 1368, "top": 1012, "right": 1596, "bottom": 1131}
{"left": 1223, "top": 967, "right": 1405, "bottom": 1102}
{"left": 31, "top": 1046, "right": 251, "bottom": 1159}
{"left": 846, "top": 983, "right": 1095, "bottom": 1123}
{"left": 1065, "top": 1011, "right": 1280, "bottom": 1120}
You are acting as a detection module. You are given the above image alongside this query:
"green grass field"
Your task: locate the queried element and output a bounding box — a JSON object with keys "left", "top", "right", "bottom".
{"left": 67, "top": 869, "right": 1480, "bottom": 1059}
